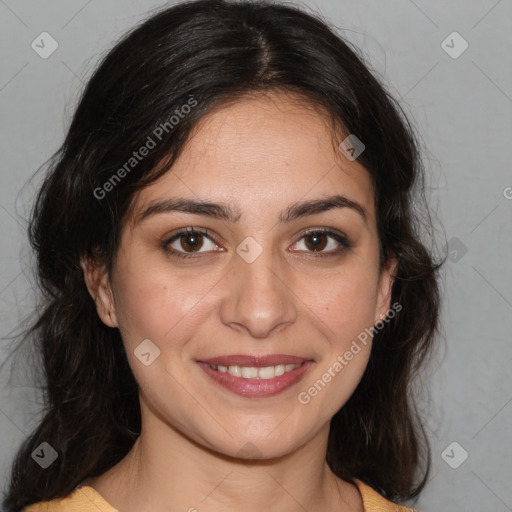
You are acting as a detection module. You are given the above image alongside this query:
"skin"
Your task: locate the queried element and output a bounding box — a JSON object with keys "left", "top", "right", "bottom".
{"left": 82, "top": 90, "right": 396, "bottom": 512}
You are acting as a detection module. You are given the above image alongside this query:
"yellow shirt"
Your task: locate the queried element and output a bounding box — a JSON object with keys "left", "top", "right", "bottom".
{"left": 22, "top": 479, "right": 418, "bottom": 511}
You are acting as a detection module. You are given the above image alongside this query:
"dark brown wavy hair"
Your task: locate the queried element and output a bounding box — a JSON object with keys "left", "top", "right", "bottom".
{"left": 2, "top": 1, "right": 443, "bottom": 510}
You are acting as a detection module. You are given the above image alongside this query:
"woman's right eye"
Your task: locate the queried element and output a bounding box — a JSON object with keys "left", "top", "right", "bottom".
{"left": 162, "top": 227, "right": 222, "bottom": 259}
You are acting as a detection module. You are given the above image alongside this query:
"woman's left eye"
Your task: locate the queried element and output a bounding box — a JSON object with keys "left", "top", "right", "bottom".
{"left": 290, "top": 229, "right": 350, "bottom": 257}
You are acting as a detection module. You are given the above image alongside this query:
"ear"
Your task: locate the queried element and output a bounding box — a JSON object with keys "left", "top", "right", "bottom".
{"left": 80, "top": 255, "right": 118, "bottom": 328}
{"left": 374, "top": 257, "right": 398, "bottom": 324}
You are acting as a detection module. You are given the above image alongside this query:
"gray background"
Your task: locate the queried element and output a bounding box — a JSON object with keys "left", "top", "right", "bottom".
{"left": 0, "top": 1, "right": 511, "bottom": 511}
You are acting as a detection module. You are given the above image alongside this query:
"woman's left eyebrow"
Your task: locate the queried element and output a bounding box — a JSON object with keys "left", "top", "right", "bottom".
{"left": 135, "top": 194, "right": 367, "bottom": 225}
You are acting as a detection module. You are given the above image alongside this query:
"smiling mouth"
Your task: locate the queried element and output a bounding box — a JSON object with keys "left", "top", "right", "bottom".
{"left": 196, "top": 357, "right": 314, "bottom": 398}
{"left": 207, "top": 362, "right": 304, "bottom": 379}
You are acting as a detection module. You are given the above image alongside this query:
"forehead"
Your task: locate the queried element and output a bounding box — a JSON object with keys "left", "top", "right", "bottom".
{"left": 176, "top": 91, "right": 349, "bottom": 171}
{"left": 130, "top": 91, "right": 374, "bottom": 223}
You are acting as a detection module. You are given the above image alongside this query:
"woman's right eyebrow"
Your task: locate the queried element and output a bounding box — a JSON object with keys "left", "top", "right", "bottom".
{"left": 135, "top": 195, "right": 367, "bottom": 225}
{"left": 136, "top": 197, "right": 241, "bottom": 224}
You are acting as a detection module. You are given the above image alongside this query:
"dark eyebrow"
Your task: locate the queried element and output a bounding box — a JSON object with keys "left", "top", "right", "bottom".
{"left": 136, "top": 197, "right": 242, "bottom": 224}
{"left": 135, "top": 194, "right": 367, "bottom": 225}
{"left": 281, "top": 195, "right": 367, "bottom": 224}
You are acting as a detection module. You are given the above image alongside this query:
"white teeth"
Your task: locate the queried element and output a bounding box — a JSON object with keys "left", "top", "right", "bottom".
{"left": 241, "top": 367, "right": 258, "bottom": 379}
{"left": 227, "top": 365, "right": 241, "bottom": 377}
{"left": 258, "top": 366, "right": 275, "bottom": 379}
{"left": 209, "top": 363, "right": 302, "bottom": 379}
{"left": 274, "top": 364, "right": 285, "bottom": 376}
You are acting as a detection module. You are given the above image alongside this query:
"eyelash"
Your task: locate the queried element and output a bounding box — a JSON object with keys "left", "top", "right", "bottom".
{"left": 161, "top": 226, "right": 351, "bottom": 260}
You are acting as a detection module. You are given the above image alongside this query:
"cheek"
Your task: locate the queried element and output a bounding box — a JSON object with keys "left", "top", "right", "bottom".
{"left": 111, "top": 264, "right": 227, "bottom": 392}
{"left": 113, "top": 260, "right": 215, "bottom": 343}
{"left": 296, "top": 270, "right": 377, "bottom": 423}
{"left": 295, "top": 262, "right": 378, "bottom": 412}
{"left": 306, "top": 262, "right": 380, "bottom": 339}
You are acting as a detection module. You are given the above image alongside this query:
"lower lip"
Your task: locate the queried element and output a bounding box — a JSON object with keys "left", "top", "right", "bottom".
{"left": 196, "top": 361, "right": 314, "bottom": 398}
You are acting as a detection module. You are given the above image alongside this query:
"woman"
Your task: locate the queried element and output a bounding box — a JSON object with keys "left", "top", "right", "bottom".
{"left": 3, "top": 0, "right": 441, "bottom": 510}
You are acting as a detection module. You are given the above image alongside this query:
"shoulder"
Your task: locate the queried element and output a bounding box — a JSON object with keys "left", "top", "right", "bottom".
{"left": 353, "top": 479, "right": 420, "bottom": 512}
{"left": 22, "top": 486, "right": 117, "bottom": 512}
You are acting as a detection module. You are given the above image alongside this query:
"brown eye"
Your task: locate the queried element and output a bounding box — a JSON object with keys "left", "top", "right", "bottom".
{"left": 179, "top": 231, "right": 204, "bottom": 252}
{"left": 163, "top": 227, "right": 220, "bottom": 259}
{"left": 304, "top": 232, "right": 328, "bottom": 252}
{"left": 291, "top": 229, "right": 351, "bottom": 257}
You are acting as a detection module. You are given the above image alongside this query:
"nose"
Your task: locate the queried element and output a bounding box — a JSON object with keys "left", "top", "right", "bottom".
{"left": 219, "top": 243, "right": 298, "bottom": 338}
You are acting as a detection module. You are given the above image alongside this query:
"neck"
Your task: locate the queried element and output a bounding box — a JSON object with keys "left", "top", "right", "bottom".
{"left": 86, "top": 401, "right": 363, "bottom": 512}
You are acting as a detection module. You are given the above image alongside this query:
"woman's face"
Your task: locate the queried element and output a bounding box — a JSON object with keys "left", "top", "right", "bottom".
{"left": 93, "top": 91, "right": 395, "bottom": 460}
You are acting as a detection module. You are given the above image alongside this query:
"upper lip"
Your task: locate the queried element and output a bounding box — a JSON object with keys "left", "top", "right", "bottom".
{"left": 197, "top": 354, "right": 310, "bottom": 367}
